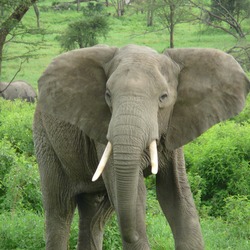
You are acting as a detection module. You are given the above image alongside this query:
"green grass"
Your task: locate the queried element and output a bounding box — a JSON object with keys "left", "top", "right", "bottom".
{"left": 0, "top": 204, "right": 249, "bottom": 250}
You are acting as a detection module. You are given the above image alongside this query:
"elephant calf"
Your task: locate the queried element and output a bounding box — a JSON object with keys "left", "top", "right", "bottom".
{"left": 0, "top": 80, "right": 37, "bottom": 103}
{"left": 33, "top": 44, "right": 250, "bottom": 250}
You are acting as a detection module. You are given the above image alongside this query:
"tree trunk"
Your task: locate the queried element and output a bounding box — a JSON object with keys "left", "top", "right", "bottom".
{"left": 0, "top": 40, "right": 4, "bottom": 77}
{"left": 77, "top": 0, "right": 81, "bottom": 12}
{"left": 147, "top": 10, "right": 154, "bottom": 26}
{"left": 33, "top": 3, "right": 40, "bottom": 28}
{"left": 169, "top": 3, "right": 175, "bottom": 48}
{"left": 147, "top": 0, "right": 155, "bottom": 26}
{"left": 117, "top": 0, "right": 125, "bottom": 17}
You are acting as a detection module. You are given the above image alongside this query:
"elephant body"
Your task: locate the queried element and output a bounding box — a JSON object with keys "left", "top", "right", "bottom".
{"left": 33, "top": 45, "right": 250, "bottom": 250}
{"left": 0, "top": 80, "right": 37, "bottom": 102}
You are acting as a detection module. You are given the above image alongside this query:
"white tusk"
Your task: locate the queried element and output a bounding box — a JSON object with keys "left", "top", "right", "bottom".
{"left": 92, "top": 142, "right": 112, "bottom": 182}
{"left": 149, "top": 140, "right": 158, "bottom": 175}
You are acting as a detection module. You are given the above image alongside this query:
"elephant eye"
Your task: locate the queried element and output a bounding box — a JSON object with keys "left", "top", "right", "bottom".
{"left": 105, "top": 90, "right": 112, "bottom": 106}
{"left": 159, "top": 93, "right": 168, "bottom": 103}
{"left": 105, "top": 90, "right": 111, "bottom": 99}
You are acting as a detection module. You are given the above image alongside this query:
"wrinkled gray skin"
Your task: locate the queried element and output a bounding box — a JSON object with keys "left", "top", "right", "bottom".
{"left": 0, "top": 80, "right": 37, "bottom": 103}
{"left": 33, "top": 45, "right": 250, "bottom": 250}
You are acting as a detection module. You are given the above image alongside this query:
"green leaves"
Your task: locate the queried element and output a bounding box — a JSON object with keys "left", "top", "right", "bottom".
{"left": 185, "top": 118, "right": 250, "bottom": 216}
{"left": 56, "top": 2, "right": 110, "bottom": 50}
{"left": 0, "top": 99, "right": 42, "bottom": 213}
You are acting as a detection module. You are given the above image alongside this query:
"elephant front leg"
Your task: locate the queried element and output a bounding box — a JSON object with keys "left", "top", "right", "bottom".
{"left": 156, "top": 148, "right": 204, "bottom": 250}
{"left": 76, "top": 191, "right": 114, "bottom": 250}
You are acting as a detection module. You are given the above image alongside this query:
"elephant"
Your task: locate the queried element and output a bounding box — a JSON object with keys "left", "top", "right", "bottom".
{"left": 0, "top": 80, "right": 37, "bottom": 103}
{"left": 33, "top": 44, "right": 250, "bottom": 250}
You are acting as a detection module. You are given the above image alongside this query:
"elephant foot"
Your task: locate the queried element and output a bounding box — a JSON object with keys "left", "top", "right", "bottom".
{"left": 175, "top": 240, "right": 204, "bottom": 250}
{"left": 123, "top": 238, "right": 150, "bottom": 250}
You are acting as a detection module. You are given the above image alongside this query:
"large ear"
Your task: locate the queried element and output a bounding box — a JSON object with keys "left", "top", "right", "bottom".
{"left": 164, "top": 48, "right": 250, "bottom": 150}
{"left": 38, "top": 46, "right": 118, "bottom": 143}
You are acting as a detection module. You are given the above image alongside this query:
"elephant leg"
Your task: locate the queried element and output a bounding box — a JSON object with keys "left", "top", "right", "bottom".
{"left": 34, "top": 113, "right": 76, "bottom": 250}
{"left": 156, "top": 148, "right": 204, "bottom": 250}
{"left": 40, "top": 159, "right": 76, "bottom": 250}
{"left": 76, "top": 191, "right": 114, "bottom": 250}
{"left": 43, "top": 194, "right": 76, "bottom": 250}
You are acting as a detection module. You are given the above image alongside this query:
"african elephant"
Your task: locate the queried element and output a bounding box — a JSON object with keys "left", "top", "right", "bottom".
{"left": 0, "top": 80, "right": 37, "bottom": 103}
{"left": 33, "top": 45, "right": 250, "bottom": 250}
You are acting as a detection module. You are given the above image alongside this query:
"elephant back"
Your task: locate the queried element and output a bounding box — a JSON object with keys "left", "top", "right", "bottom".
{"left": 0, "top": 80, "right": 37, "bottom": 103}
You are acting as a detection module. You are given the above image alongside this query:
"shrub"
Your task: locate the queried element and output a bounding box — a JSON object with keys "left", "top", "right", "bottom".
{"left": 0, "top": 142, "right": 42, "bottom": 212}
{"left": 224, "top": 195, "right": 250, "bottom": 239}
{"left": 0, "top": 211, "right": 45, "bottom": 250}
{"left": 185, "top": 120, "right": 250, "bottom": 216}
{"left": 0, "top": 99, "right": 35, "bottom": 156}
{"left": 0, "top": 99, "right": 41, "bottom": 213}
{"left": 57, "top": 2, "right": 110, "bottom": 50}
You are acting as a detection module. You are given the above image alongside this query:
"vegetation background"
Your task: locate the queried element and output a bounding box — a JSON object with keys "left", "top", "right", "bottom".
{"left": 0, "top": 0, "right": 249, "bottom": 249}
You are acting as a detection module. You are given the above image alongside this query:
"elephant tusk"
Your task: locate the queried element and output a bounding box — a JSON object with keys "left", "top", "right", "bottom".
{"left": 149, "top": 140, "right": 158, "bottom": 175}
{"left": 92, "top": 142, "right": 112, "bottom": 182}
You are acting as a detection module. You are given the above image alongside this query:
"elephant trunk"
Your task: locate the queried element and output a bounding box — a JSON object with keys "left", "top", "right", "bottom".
{"left": 110, "top": 102, "right": 158, "bottom": 244}
{"left": 93, "top": 97, "right": 159, "bottom": 244}
{"left": 113, "top": 140, "right": 141, "bottom": 243}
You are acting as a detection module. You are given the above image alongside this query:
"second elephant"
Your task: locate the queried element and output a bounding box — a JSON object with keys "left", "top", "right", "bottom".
{"left": 0, "top": 80, "right": 37, "bottom": 103}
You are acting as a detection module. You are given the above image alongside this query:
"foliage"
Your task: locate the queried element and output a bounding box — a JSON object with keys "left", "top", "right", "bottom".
{"left": 103, "top": 215, "right": 122, "bottom": 250}
{"left": 56, "top": 2, "right": 110, "bottom": 50}
{"left": 0, "top": 211, "right": 45, "bottom": 250}
{"left": 146, "top": 0, "right": 192, "bottom": 48}
{"left": 224, "top": 195, "right": 250, "bottom": 239}
{"left": 185, "top": 120, "right": 250, "bottom": 216}
{"left": 0, "top": 99, "right": 35, "bottom": 155}
{"left": 0, "top": 99, "right": 42, "bottom": 212}
{"left": 0, "top": 148, "right": 42, "bottom": 212}
{"left": 0, "top": 0, "right": 43, "bottom": 78}
{"left": 211, "top": 0, "right": 250, "bottom": 23}
{"left": 189, "top": 0, "right": 248, "bottom": 39}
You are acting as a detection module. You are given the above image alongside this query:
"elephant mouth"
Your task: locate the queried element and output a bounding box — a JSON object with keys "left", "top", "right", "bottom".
{"left": 92, "top": 140, "right": 158, "bottom": 182}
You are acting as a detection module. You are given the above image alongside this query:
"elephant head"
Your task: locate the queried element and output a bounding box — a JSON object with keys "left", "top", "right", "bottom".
{"left": 37, "top": 45, "right": 250, "bottom": 244}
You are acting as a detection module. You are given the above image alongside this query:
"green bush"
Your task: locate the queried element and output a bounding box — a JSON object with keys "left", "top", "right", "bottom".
{"left": 0, "top": 99, "right": 35, "bottom": 156}
{"left": 0, "top": 138, "right": 42, "bottom": 212}
{"left": 0, "top": 99, "right": 42, "bottom": 213}
{"left": 232, "top": 95, "right": 250, "bottom": 123}
{"left": 1, "top": 153, "right": 42, "bottom": 212}
{"left": 57, "top": 2, "right": 110, "bottom": 50}
{"left": 224, "top": 195, "right": 250, "bottom": 239}
{"left": 0, "top": 211, "right": 45, "bottom": 250}
{"left": 185, "top": 120, "right": 250, "bottom": 216}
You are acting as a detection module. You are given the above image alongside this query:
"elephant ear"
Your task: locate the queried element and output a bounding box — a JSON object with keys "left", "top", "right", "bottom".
{"left": 164, "top": 48, "right": 250, "bottom": 150}
{"left": 38, "top": 46, "right": 118, "bottom": 143}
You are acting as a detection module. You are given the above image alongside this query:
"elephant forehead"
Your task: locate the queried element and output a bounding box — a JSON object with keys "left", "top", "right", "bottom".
{"left": 107, "top": 65, "right": 167, "bottom": 91}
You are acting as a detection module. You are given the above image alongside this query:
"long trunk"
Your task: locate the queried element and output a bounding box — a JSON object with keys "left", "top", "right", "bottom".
{"left": 113, "top": 141, "right": 141, "bottom": 243}
{"left": 106, "top": 96, "right": 158, "bottom": 244}
{"left": 109, "top": 107, "right": 148, "bottom": 244}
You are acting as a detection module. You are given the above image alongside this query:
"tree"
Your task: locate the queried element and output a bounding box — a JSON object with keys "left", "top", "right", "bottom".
{"left": 110, "top": 0, "right": 126, "bottom": 17}
{"left": 57, "top": 2, "right": 110, "bottom": 50}
{"left": 211, "top": 0, "right": 250, "bottom": 23}
{"left": 189, "top": 0, "right": 250, "bottom": 70}
{"left": 0, "top": 0, "right": 38, "bottom": 77}
{"left": 146, "top": 0, "right": 156, "bottom": 26}
{"left": 155, "top": 0, "right": 191, "bottom": 48}
{"left": 189, "top": 0, "right": 250, "bottom": 39}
